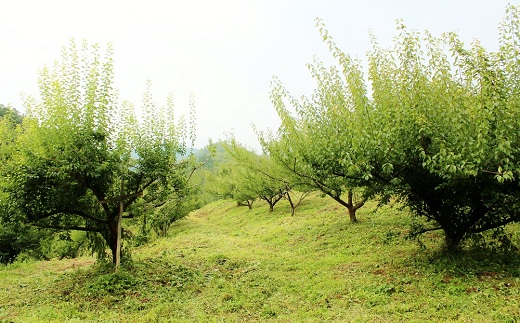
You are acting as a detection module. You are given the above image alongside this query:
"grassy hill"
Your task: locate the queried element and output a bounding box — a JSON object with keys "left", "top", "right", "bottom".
{"left": 1, "top": 196, "right": 519, "bottom": 322}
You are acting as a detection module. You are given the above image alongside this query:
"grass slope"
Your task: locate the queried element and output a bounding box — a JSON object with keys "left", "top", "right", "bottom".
{"left": 1, "top": 196, "right": 519, "bottom": 322}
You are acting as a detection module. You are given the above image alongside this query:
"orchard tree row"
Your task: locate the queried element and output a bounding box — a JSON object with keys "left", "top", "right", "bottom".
{"left": 254, "top": 5, "right": 520, "bottom": 251}
{"left": 204, "top": 139, "right": 314, "bottom": 216}
{"left": 207, "top": 5, "right": 520, "bottom": 252}
{"left": 1, "top": 5, "right": 519, "bottom": 265}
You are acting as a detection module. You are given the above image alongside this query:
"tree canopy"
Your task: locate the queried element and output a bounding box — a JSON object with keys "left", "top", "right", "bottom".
{"left": 1, "top": 40, "right": 196, "bottom": 263}
{"left": 261, "top": 5, "right": 520, "bottom": 250}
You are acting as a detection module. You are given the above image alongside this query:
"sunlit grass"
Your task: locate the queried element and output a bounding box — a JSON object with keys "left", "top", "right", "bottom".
{"left": 1, "top": 196, "right": 519, "bottom": 322}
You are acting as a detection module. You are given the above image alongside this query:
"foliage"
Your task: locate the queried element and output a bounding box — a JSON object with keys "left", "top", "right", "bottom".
{"left": 0, "top": 104, "right": 46, "bottom": 263}
{"left": 1, "top": 40, "right": 196, "bottom": 264}
{"left": 0, "top": 220, "right": 50, "bottom": 264}
{"left": 205, "top": 142, "right": 257, "bottom": 209}
{"left": 225, "top": 140, "right": 288, "bottom": 212}
{"left": 178, "top": 141, "right": 230, "bottom": 210}
{"left": 362, "top": 5, "right": 520, "bottom": 250}
{"left": 0, "top": 106, "right": 21, "bottom": 170}
{"left": 258, "top": 51, "right": 368, "bottom": 221}
{"left": 261, "top": 5, "right": 520, "bottom": 249}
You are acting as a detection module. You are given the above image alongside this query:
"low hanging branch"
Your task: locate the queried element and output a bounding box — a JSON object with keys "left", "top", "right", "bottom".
{"left": 99, "top": 191, "right": 143, "bottom": 204}
{"left": 34, "top": 224, "right": 101, "bottom": 233}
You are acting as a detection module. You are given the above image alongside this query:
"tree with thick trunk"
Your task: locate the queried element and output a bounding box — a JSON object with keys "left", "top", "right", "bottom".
{"left": 260, "top": 5, "right": 520, "bottom": 251}
{"left": 2, "top": 40, "right": 195, "bottom": 264}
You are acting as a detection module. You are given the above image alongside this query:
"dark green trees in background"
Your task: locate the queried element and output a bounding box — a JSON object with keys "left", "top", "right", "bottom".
{"left": 262, "top": 5, "right": 520, "bottom": 251}
{"left": 0, "top": 105, "right": 50, "bottom": 264}
{"left": 0, "top": 105, "right": 23, "bottom": 124}
{"left": 0, "top": 41, "right": 196, "bottom": 264}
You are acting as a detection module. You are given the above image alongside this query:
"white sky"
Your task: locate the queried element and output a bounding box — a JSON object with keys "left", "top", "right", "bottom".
{"left": 0, "top": 0, "right": 516, "bottom": 150}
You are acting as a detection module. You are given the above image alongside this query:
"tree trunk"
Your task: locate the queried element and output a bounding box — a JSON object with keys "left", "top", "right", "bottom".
{"left": 261, "top": 197, "right": 274, "bottom": 212}
{"left": 286, "top": 193, "right": 296, "bottom": 216}
{"left": 115, "top": 198, "right": 123, "bottom": 271}
{"left": 444, "top": 231, "right": 463, "bottom": 253}
{"left": 347, "top": 206, "right": 357, "bottom": 223}
{"left": 107, "top": 220, "right": 118, "bottom": 264}
{"left": 435, "top": 214, "right": 466, "bottom": 253}
{"left": 237, "top": 200, "right": 254, "bottom": 209}
{"left": 347, "top": 188, "right": 363, "bottom": 223}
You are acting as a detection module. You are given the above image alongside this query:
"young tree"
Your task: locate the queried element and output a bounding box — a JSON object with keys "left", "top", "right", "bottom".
{"left": 230, "top": 137, "right": 315, "bottom": 215}
{"left": 259, "top": 56, "right": 367, "bottom": 222}
{"left": 226, "top": 141, "right": 287, "bottom": 212}
{"left": 209, "top": 152, "right": 258, "bottom": 210}
{"left": 132, "top": 152, "right": 205, "bottom": 238}
{"left": 2, "top": 40, "right": 195, "bottom": 263}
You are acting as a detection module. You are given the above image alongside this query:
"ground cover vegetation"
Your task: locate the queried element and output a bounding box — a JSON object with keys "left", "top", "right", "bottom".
{"left": 0, "top": 4, "right": 519, "bottom": 322}
{"left": 1, "top": 198, "right": 519, "bottom": 322}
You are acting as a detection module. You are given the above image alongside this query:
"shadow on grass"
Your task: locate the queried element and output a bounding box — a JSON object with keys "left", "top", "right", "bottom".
{"left": 409, "top": 245, "right": 520, "bottom": 278}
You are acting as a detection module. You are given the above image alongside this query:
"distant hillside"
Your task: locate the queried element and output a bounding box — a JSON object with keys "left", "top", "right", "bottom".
{"left": 192, "top": 142, "right": 227, "bottom": 169}
{"left": 0, "top": 104, "right": 24, "bottom": 124}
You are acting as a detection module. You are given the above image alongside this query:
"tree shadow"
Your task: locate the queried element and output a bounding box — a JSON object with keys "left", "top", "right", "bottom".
{"left": 409, "top": 245, "right": 520, "bottom": 278}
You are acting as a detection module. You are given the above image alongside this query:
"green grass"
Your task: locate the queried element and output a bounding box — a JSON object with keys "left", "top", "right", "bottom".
{"left": 1, "top": 196, "right": 519, "bottom": 322}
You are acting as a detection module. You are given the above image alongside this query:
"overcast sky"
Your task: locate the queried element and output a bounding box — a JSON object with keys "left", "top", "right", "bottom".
{"left": 0, "top": 0, "right": 515, "bottom": 149}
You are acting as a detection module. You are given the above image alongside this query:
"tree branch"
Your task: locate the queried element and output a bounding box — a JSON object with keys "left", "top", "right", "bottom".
{"left": 99, "top": 191, "right": 143, "bottom": 204}
{"left": 33, "top": 209, "right": 106, "bottom": 224}
{"left": 64, "top": 209, "right": 106, "bottom": 224}
{"left": 187, "top": 159, "right": 208, "bottom": 182}
{"left": 33, "top": 224, "right": 101, "bottom": 233}
{"left": 353, "top": 199, "right": 366, "bottom": 211}
{"left": 469, "top": 216, "right": 520, "bottom": 234}
{"left": 413, "top": 226, "right": 443, "bottom": 235}
{"left": 68, "top": 172, "right": 111, "bottom": 216}
{"left": 154, "top": 201, "right": 167, "bottom": 208}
